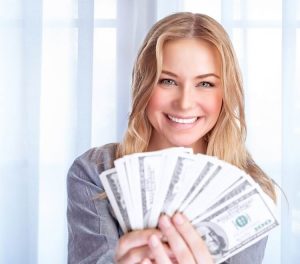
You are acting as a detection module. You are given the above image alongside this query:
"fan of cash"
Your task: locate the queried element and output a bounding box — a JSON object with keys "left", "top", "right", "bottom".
{"left": 100, "top": 147, "right": 278, "bottom": 263}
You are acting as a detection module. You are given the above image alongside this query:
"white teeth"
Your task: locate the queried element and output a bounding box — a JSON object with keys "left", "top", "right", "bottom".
{"left": 167, "top": 115, "right": 198, "bottom": 124}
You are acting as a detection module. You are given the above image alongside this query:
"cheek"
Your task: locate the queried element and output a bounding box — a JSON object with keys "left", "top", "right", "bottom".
{"left": 146, "top": 89, "right": 165, "bottom": 114}
{"left": 146, "top": 94, "right": 159, "bottom": 123}
{"left": 202, "top": 94, "right": 223, "bottom": 115}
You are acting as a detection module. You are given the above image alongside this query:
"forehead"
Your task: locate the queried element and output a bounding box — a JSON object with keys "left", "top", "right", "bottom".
{"left": 161, "top": 38, "right": 221, "bottom": 76}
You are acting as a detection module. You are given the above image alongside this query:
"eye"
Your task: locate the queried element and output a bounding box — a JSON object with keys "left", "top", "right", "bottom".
{"left": 198, "top": 81, "right": 215, "bottom": 88}
{"left": 159, "top": 78, "right": 177, "bottom": 86}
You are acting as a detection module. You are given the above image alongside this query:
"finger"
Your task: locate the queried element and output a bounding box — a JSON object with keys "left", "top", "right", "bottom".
{"left": 172, "top": 213, "right": 213, "bottom": 263}
{"left": 117, "top": 245, "right": 151, "bottom": 264}
{"left": 158, "top": 215, "right": 195, "bottom": 263}
{"left": 148, "top": 234, "right": 173, "bottom": 264}
{"left": 116, "top": 239, "right": 173, "bottom": 263}
{"left": 117, "top": 242, "right": 175, "bottom": 264}
{"left": 116, "top": 229, "right": 162, "bottom": 260}
{"left": 141, "top": 258, "right": 153, "bottom": 264}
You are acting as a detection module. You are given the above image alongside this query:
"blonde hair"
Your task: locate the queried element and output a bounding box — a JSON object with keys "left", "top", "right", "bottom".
{"left": 116, "top": 12, "right": 276, "bottom": 202}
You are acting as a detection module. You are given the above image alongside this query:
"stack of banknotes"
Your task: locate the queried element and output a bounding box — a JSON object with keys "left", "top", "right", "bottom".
{"left": 100, "top": 147, "right": 278, "bottom": 263}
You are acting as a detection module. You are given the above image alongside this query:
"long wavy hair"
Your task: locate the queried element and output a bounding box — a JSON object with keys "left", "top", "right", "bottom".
{"left": 116, "top": 12, "right": 276, "bottom": 202}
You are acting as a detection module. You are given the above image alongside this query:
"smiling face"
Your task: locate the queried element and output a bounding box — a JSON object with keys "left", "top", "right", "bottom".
{"left": 146, "top": 38, "right": 223, "bottom": 153}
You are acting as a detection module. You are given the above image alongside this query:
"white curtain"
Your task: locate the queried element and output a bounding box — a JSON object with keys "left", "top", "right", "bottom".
{"left": 0, "top": 0, "right": 299, "bottom": 263}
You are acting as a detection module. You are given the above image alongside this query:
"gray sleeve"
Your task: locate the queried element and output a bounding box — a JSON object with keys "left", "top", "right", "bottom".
{"left": 225, "top": 237, "right": 268, "bottom": 264}
{"left": 67, "top": 148, "right": 119, "bottom": 264}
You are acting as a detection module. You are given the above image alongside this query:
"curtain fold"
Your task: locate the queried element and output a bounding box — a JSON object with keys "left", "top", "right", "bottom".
{"left": 23, "top": 0, "right": 43, "bottom": 262}
{"left": 282, "top": 0, "right": 300, "bottom": 262}
{"left": 0, "top": 0, "right": 42, "bottom": 263}
{"left": 76, "top": 0, "right": 94, "bottom": 154}
{"left": 116, "top": 0, "right": 158, "bottom": 140}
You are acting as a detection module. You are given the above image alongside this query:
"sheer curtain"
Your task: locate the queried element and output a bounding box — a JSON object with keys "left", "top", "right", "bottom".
{"left": 0, "top": 0, "right": 299, "bottom": 263}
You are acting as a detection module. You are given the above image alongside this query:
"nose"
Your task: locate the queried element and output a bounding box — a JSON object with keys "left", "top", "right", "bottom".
{"left": 175, "top": 85, "right": 195, "bottom": 110}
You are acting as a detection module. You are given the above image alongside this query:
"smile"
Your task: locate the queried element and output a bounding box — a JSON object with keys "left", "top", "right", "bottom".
{"left": 167, "top": 114, "right": 198, "bottom": 124}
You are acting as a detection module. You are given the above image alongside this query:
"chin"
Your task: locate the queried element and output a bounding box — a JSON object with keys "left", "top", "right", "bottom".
{"left": 167, "top": 135, "right": 206, "bottom": 152}
{"left": 169, "top": 139, "right": 199, "bottom": 148}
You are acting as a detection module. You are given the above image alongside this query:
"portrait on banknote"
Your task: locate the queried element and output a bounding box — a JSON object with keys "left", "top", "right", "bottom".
{"left": 196, "top": 222, "right": 228, "bottom": 258}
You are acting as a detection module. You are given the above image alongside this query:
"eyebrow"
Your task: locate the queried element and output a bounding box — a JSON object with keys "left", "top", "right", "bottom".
{"left": 161, "top": 70, "right": 220, "bottom": 79}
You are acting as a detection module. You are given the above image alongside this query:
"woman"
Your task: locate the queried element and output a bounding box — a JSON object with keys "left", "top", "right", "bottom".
{"left": 67, "top": 12, "right": 276, "bottom": 263}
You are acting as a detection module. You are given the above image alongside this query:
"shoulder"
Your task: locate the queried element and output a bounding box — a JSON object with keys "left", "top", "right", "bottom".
{"left": 76, "top": 142, "right": 118, "bottom": 167}
{"left": 67, "top": 143, "right": 121, "bottom": 262}
{"left": 67, "top": 143, "right": 118, "bottom": 190}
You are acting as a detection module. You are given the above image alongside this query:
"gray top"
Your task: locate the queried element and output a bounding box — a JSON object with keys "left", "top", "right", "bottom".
{"left": 67, "top": 143, "right": 268, "bottom": 264}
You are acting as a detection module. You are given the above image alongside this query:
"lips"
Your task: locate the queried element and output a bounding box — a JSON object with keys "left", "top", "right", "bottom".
{"left": 167, "top": 114, "right": 198, "bottom": 124}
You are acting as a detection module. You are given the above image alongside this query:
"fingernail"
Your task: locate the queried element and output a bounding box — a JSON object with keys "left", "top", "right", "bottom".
{"left": 173, "top": 213, "right": 184, "bottom": 225}
{"left": 159, "top": 215, "right": 171, "bottom": 229}
{"left": 149, "top": 234, "right": 159, "bottom": 248}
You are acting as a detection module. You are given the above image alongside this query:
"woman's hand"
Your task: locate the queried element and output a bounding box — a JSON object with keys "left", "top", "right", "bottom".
{"left": 142, "top": 213, "right": 214, "bottom": 264}
{"left": 115, "top": 228, "right": 174, "bottom": 263}
{"left": 115, "top": 229, "right": 159, "bottom": 263}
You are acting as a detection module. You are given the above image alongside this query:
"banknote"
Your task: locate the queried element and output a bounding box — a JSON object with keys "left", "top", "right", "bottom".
{"left": 130, "top": 150, "right": 167, "bottom": 227}
{"left": 148, "top": 152, "right": 196, "bottom": 227}
{"left": 114, "top": 158, "right": 141, "bottom": 229}
{"left": 99, "top": 168, "right": 131, "bottom": 233}
{"left": 125, "top": 147, "right": 192, "bottom": 228}
{"left": 191, "top": 176, "right": 256, "bottom": 223}
{"left": 182, "top": 159, "right": 247, "bottom": 220}
{"left": 166, "top": 155, "right": 216, "bottom": 216}
{"left": 163, "top": 160, "right": 212, "bottom": 216}
{"left": 99, "top": 148, "right": 278, "bottom": 263}
{"left": 192, "top": 187, "right": 278, "bottom": 264}
{"left": 178, "top": 163, "right": 223, "bottom": 214}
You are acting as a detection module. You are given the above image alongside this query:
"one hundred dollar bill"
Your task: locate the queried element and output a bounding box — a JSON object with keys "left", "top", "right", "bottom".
{"left": 182, "top": 159, "right": 245, "bottom": 220}
{"left": 192, "top": 187, "right": 279, "bottom": 264}
{"left": 131, "top": 151, "right": 165, "bottom": 227}
{"left": 114, "top": 158, "right": 140, "bottom": 229}
{"left": 99, "top": 168, "right": 131, "bottom": 233}
{"left": 191, "top": 176, "right": 256, "bottom": 223}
